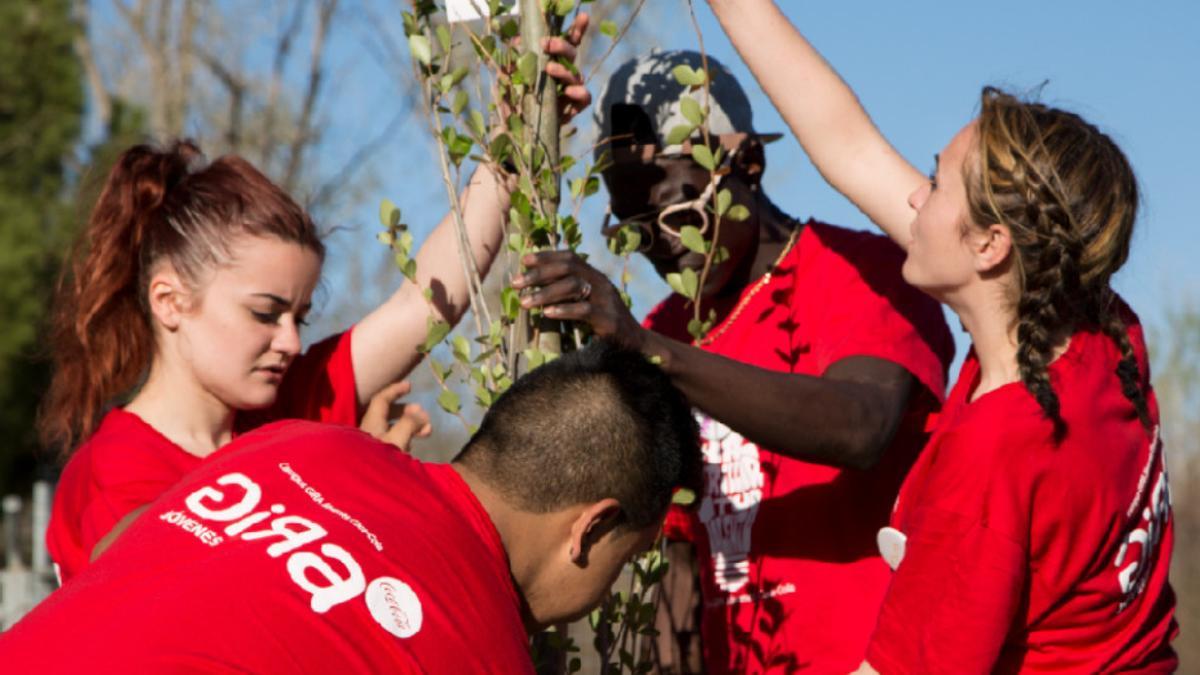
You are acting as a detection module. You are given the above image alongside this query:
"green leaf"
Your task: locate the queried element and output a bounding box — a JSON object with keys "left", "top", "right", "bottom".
{"left": 420, "top": 319, "right": 451, "bottom": 354}
{"left": 469, "top": 110, "right": 486, "bottom": 138}
{"left": 726, "top": 204, "right": 751, "bottom": 222}
{"left": 664, "top": 124, "right": 694, "bottom": 146}
{"left": 437, "top": 389, "right": 461, "bottom": 414}
{"left": 599, "top": 19, "right": 618, "bottom": 38}
{"left": 408, "top": 35, "right": 432, "bottom": 67}
{"left": 679, "top": 225, "right": 707, "bottom": 254}
{"left": 379, "top": 198, "right": 400, "bottom": 228}
{"left": 436, "top": 24, "right": 452, "bottom": 53}
{"left": 452, "top": 335, "right": 471, "bottom": 363}
{"left": 452, "top": 90, "right": 469, "bottom": 116}
{"left": 499, "top": 18, "right": 520, "bottom": 41}
{"left": 691, "top": 144, "right": 716, "bottom": 171}
{"left": 671, "top": 64, "right": 706, "bottom": 87}
{"left": 666, "top": 270, "right": 697, "bottom": 299}
{"left": 716, "top": 189, "right": 732, "bottom": 217}
{"left": 516, "top": 52, "right": 538, "bottom": 86}
{"left": 679, "top": 96, "right": 704, "bottom": 126}
{"left": 554, "top": 0, "right": 575, "bottom": 15}
{"left": 430, "top": 358, "right": 449, "bottom": 381}
{"left": 523, "top": 348, "right": 546, "bottom": 368}
{"left": 681, "top": 267, "right": 699, "bottom": 298}
{"left": 501, "top": 287, "right": 521, "bottom": 321}
{"left": 687, "top": 318, "right": 707, "bottom": 340}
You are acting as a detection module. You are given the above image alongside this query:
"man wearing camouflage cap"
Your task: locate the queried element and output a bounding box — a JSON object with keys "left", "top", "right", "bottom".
{"left": 515, "top": 50, "right": 954, "bottom": 673}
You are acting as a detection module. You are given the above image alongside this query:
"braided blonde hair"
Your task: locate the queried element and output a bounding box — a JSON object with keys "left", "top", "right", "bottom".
{"left": 966, "top": 87, "right": 1149, "bottom": 438}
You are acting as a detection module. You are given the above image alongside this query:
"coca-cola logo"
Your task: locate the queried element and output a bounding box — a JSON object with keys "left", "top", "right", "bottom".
{"left": 366, "top": 576, "right": 424, "bottom": 639}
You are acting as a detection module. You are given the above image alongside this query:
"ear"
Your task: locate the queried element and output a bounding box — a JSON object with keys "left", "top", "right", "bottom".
{"left": 970, "top": 223, "right": 1013, "bottom": 274}
{"left": 567, "top": 498, "right": 623, "bottom": 567}
{"left": 146, "top": 266, "right": 192, "bottom": 331}
{"left": 730, "top": 137, "right": 766, "bottom": 185}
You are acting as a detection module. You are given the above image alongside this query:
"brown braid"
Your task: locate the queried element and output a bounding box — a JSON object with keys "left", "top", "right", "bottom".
{"left": 966, "top": 87, "right": 1150, "bottom": 437}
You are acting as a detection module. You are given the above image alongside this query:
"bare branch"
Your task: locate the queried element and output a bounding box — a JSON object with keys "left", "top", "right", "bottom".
{"left": 261, "top": 0, "right": 309, "bottom": 169}
{"left": 72, "top": 0, "right": 113, "bottom": 130}
{"left": 283, "top": 0, "right": 339, "bottom": 193}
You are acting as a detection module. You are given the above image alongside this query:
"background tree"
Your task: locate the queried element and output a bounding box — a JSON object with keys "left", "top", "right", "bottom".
{"left": 0, "top": 0, "right": 85, "bottom": 495}
{"left": 1149, "top": 299, "right": 1200, "bottom": 668}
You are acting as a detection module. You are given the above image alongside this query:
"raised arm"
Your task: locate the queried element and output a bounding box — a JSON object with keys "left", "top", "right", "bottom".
{"left": 350, "top": 15, "right": 591, "bottom": 403}
{"left": 708, "top": 0, "right": 925, "bottom": 242}
{"left": 351, "top": 165, "right": 508, "bottom": 403}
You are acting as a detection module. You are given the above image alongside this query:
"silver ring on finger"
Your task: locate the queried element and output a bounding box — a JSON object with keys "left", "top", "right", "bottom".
{"left": 578, "top": 280, "right": 593, "bottom": 301}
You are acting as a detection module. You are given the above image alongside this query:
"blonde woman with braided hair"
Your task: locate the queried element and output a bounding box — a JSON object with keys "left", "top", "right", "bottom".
{"left": 707, "top": 1, "right": 1177, "bottom": 672}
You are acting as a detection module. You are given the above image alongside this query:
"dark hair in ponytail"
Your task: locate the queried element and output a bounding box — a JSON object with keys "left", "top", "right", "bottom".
{"left": 966, "top": 88, "right": 1150, "bottom": 439}
{"left": 38, "top": 140, "right": 324, "bottom": 456}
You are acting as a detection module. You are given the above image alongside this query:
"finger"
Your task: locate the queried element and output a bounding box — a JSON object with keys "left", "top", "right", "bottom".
{"left": 416, "top": 423, "right": 434, "bottom": 438}
{"left": 520, "top": 276, "right": 591, "bottom": 309}
{"left": 545, "top": 61, "right": 582, "bottom": 86}
{"left": 560, "top": 84, "right": 591, "bottom": 109}
{"left": 360, "top": 380, "right": 414, "bottom": 436}
{"left": 382, "top": 417, "right": 422, "bottom": 453}
{"left": 520, "top": 249, "right": 579, "bottom": 268}
{"left": 512, "top": 261, "right": 576, "bottom": 289}
{"left": 542, "top": 37, "right": 577, "bottom": 62}
{"left": 542, "top": 301, "right": 592, "bottom": 321}
{"left": 567, "top": 13, "right": 589, "bottom": 45}
{"left": 402, "top": 403, "right": 431, "bottom": 429}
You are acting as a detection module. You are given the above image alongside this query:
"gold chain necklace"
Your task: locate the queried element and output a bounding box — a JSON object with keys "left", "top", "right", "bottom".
{"left": 694, "top": 225, "right": 802, "bottom": 347}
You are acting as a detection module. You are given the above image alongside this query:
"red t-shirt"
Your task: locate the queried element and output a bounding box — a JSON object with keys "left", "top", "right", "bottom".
{"left": 646, "top": 221, "right": 954, "bottom": 673}
{"left": 4, "top": 421, "right": 533, "bottom": 674}
{"left": 47, "top": 329, "right": 360, "bottom": 584}
{"left": 866, "top": 308, "right": 1178, "bottom": 673}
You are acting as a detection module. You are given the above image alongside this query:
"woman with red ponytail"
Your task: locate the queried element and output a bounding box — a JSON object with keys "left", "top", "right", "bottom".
{"left": 39, "top": 18, "right": 591, "bottom": 584}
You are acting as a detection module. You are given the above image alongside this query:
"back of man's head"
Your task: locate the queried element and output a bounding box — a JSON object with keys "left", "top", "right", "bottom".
{"left": 454, "top": 339, "right": 700, "bottom": 530}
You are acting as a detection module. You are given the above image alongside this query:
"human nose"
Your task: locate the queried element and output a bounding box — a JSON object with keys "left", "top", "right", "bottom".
{"left": 908, "top": 182, "right": 930, "bottom": 211}
{"left": 272, "top": 317, "right": 302, "bottom": 357}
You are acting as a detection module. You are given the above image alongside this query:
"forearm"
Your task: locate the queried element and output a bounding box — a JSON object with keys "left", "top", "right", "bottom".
{"left": 412, "top": 164, "right": 507, "bottom": 323}
{"left": 642, "top": 330, "right": 904, "bottom": 470}
{"left": 708, "top": 0, "right": 923, "bottom": 241}
{"left": 352, "top": 165, "right": 507, "bottom": 402}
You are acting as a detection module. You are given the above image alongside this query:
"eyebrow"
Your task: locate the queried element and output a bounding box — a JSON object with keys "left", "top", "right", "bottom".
{"left": 251, "top": 293, "right": 312, "bottom": 312}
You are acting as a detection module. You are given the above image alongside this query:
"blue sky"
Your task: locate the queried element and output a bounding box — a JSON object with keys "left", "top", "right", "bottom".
{"left": 308, "top": 1, "right": 1200, "bottom": 374}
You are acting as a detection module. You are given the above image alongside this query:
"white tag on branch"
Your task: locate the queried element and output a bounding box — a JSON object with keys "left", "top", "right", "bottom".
{"left": 446, "top": 0, "right": 518, "bottom": 23}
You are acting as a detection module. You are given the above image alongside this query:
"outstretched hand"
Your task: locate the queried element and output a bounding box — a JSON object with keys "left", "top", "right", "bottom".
{"left": 507, "top": 13, "right": 592, "bottom": 122}
{"left": 359, "top": 380, "right": 433, "bottom": 453}
{"left": 511, "top": 250, "right": 646, "bottom": 350}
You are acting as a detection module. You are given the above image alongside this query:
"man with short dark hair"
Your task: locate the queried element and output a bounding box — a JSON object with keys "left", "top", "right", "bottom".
{"left": 514, "top": 51, "right": 955, "bottom": 673}
{"left": 0, "top": 340, "right": 700, "bottom": 673}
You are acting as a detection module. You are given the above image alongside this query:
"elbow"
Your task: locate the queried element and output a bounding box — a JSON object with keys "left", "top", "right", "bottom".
{"left": 839, "top": 399, "right": 899, "bottom": 472}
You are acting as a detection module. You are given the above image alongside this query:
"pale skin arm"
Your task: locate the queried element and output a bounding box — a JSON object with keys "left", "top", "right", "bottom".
{"left": 707, "top": 0, "right": 925, "bottom": 243}
{"left": 90, "top": 505, "right": 150, "bottom": 562}
{"left": 852, "top": 662, "right": 880, "bottom": 675}
{"left": 349, "top": 16, "right": 591, "bottom": 404}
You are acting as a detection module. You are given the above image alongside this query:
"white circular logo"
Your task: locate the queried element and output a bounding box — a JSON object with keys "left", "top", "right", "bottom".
{"left": 365, "top": 576, "right": 423, "bottom": 639}
{"left": 877, "top": 526, "right": 907, "bottom": 571}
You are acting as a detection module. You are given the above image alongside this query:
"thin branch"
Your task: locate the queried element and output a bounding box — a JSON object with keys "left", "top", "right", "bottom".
{"left": 261, "top": 0, "right": 309, "bottom": 168}
{"left": 283, "top": 0, "right": 338, "bottom": 192}
{"left": 72, "top": 0, "right": 113, "bottom": 130}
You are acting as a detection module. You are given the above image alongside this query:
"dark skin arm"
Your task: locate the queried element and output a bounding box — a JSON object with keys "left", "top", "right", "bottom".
{"left": 513, "top": 251, "right": 915, "bottom": 471}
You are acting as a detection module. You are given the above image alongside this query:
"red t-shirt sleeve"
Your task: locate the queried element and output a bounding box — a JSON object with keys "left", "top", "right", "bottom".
{"left": 48, "top": 428, "right": 201, "bottom": 584}
{"left": 807, "top": 225, "right": 952, "bottom": 401}
{"left": 866, "top": 420, "right": 1043, "bottom": 674}
{"left": 238, "top": 328, "right": 361, "bottom": 431}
